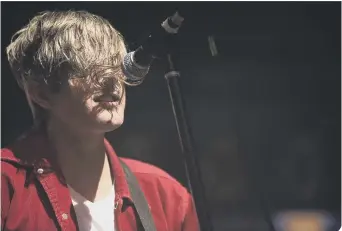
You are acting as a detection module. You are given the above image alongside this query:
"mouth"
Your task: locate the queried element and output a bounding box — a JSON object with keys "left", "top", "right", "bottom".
{"left": 93, "top": 94, "right": 121, "bottom": 110}
{"left": 93, "top": 94, "right": 119, "bottom": 103}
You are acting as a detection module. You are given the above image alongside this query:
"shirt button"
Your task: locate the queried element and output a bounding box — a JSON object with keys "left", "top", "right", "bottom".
{"left": 61, "top": 213, "right": 68, "bottom": 220}
{"left": 36, "top": 168, "right": 44, "bottom": 174}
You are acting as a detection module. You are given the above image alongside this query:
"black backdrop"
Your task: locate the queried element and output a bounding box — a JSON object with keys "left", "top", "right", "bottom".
{"left": 1, "top": 2, "right": 341, "bottom": 230}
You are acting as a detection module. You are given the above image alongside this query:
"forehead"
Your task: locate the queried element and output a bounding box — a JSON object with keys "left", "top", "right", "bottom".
{"left": 41, "top": 12, "right": 127, "bottom": 76}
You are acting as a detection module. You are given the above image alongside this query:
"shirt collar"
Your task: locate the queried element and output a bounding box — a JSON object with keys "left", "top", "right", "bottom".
{"left": 1, "top": 126, "right": 133, "bottom": 203}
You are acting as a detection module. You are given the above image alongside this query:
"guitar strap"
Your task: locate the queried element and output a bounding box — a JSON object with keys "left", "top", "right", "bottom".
{"left": 119, "top": 159, "right": 157, "bottom": 231}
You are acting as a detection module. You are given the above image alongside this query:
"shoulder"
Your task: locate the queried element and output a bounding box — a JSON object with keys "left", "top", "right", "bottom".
{"left": 120, "top": 158, "right": 174, "bottom": 179}
{"left": 1, "top": 132, "right": 38, "bottom": 185}
{"left": 1, "top": 148, "right": 25, "bottom": 206}
{"left": 1, "top": 148, "right": 27, "bottom": 191}
{"left": 120, "top": 157, "right": 184, "bottom": 187}
{"left": 119, "top": 158, "right": 199, "bottom": 229}
{"left": 121, "top": 158, "right": 189, "bottom": 200}
{"left": 1, "top": 148, "right": 21, "bottom": 174}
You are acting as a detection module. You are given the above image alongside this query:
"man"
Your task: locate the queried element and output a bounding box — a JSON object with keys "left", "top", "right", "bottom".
{"left": 1, "top": 10, "right": 199, "bottom": 231}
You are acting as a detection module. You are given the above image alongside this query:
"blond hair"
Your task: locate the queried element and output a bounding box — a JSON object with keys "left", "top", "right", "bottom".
{"left": 6, "top": 10, "right": 128, "bottom": 125}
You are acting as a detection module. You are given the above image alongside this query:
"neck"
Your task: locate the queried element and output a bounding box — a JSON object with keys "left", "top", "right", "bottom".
{"left": 47, "top": 118, "right": 106, "bottom": 165}
{"left": 46, "top": 117, "right": 114, "bottom": 201}
{"left": 46, "top": 117, "right": 114, "bottom": 202}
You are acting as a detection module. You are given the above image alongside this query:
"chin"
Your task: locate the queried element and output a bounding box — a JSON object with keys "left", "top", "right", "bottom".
{"left": 100, "top": 123, "right": 123, "bottom": 133}
{"left": 95, "top": 112, "right": 124, "bottom": 132}
{"left": 91, "top": 121, "right": 123, "bottom": 134}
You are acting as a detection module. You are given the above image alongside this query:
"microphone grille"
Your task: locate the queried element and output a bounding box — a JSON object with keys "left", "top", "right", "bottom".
{"left": 122, "top": 51, "right": 150, "bottom": 86}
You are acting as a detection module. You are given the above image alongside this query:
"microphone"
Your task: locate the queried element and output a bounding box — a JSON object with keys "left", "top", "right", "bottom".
{"left": 121, "top": 12, "right": 184, "bottom": 85}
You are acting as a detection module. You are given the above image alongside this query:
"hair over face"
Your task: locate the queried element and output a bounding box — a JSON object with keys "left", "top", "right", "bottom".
{"left": 6, "top": 10, "right": 129, "bottom": 123}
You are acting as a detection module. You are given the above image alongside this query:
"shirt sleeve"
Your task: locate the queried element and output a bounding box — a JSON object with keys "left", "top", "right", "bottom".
{"left": 181, "top": 192, "right": 200, "bottom": 231}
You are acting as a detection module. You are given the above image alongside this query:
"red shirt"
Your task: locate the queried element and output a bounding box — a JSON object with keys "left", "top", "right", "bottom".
{"left": 1, "top": 127, "right": 199, "bottom": 231}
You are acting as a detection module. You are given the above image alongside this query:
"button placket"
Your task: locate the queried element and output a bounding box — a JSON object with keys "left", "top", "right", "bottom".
{"left": 36, "top": 168, "right": 76, "bottom": 231}
{"left": 61, "top": 213, "right": 68, "bottom": 220}
{"left": 37, "top": 168, "right": 44, "bottom": 174}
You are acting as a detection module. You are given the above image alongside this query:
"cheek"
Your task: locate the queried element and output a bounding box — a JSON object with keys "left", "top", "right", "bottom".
{"left": 121, "top": 94, "right": 126, "bottom": 108}
{"left": 50, "top": 94, "right": 88, "bottom": 119}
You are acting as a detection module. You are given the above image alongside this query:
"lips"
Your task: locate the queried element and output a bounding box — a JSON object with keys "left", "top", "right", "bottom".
{"left": 93, "top": 94, "right": 119, "bottom": 103}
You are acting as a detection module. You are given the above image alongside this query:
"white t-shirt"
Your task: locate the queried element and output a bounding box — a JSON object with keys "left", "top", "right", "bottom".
{"left": 68, "top": 185, "right": 116, "bottom": 231}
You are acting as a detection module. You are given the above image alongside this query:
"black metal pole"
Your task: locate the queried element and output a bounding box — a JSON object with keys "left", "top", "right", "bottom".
{"left": 164, "top": 54, "right": 214, "bottom": 231}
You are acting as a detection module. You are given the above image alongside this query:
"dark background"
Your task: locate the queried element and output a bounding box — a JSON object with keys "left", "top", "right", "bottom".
{"left": 1, "top": 2, "right": 341, "bottom": 230}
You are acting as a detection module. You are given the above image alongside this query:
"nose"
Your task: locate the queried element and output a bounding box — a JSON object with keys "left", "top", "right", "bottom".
{"left": 112, "top": 93, "right": 122, "bottom": 102}
{"left": 102, "top": 78, "right": 124, "bottom": 101}
{"left": 94, "top": 67, "right": 124, "bottom": 99}
{"left": 109, "top": 77, "right": 122, "bottom": 89}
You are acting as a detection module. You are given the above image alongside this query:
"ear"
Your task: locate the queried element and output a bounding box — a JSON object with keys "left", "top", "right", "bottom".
{"left": 25, "top": 81, "right": 52, "bottom": 110}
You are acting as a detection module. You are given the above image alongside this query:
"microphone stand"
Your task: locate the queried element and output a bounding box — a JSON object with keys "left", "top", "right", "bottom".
{"left": 164, "top": 54, "right": 214, "bottom": 231}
